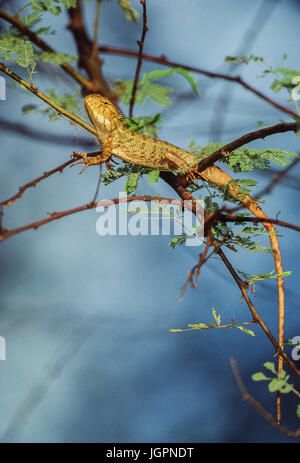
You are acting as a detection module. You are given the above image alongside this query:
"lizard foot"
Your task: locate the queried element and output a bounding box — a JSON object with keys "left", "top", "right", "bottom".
{"left": 105, "top": 159, "right": 117, "bottom": 173}
{"left": 71, "top": 152, "right": 103, "bottom": 174}
{"left": 186, "top": 166, "right": 201, "bottom": 183}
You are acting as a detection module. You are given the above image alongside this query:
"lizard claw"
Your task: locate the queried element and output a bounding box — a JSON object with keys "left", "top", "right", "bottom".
{"left": 105, "top": 159, "right": 116, "bottom": 173}
{"left": 71, "top": 152, "right": 91, "bottom": 174}
{"left": 71, "top": 151, "right": 115, "bottom": 174}
{"left": 186, "top": 166, "right": 200, "bottom": 183}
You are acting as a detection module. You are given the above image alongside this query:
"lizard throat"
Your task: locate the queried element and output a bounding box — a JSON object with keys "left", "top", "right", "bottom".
{"left": 93, "top": 114, "right": 116, "bottom": 140}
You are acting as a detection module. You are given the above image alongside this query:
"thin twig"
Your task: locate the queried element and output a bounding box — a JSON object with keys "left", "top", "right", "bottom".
{"left": 161, "top": 170, "right": 299, "bottom": 383}
{"left": 99, "top": 45, "right": 298, "bottom": 119}
{"left": 0, "top": 159, "right": 74, "bottom": 207}
{"left": 218, "top": 248, "right": 300, "bottom": 381}
{"left": 0, "top": 195, "right": 197, "bottom": 242}
{"left": 230, "top": 358, "right": 300, "bottom": 438}
{"left": 0, "top": 63, "right": 97, "bottom": 136}
{"left": 92, "top": 164, "right": 103, "bottom": 203}
{"left": 129, "top": 0, "right": 149, "bottom": 117}
{"left": 178, "top": 235, "right": 213, "bottom": 301}
{"left": 214, "top": 214, "right": 300, "bottom": 233}
{"left": 0, "top": 7, "right": 91, "bottom": 89}
{"left": 92, "top": 0, "right": 102, "bottom": 56}
{"left": 195, "top": 122, "right": 298, "bottom": 176}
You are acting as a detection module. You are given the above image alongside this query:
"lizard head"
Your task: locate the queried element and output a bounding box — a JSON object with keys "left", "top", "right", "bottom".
{"left": 84, "top": 94, "right": 123, "bottom": 141}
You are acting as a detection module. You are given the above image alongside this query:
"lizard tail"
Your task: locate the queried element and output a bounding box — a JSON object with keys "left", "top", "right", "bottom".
{"left": 201, "top": 165, "right": 284, "bottom": 423}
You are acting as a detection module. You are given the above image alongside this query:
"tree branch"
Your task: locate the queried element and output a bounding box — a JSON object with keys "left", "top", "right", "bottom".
{"left": 0, "top": 195, "right": 198, "bottom": 242}
{"left": 195, "top": 122, "right": 298, "bottom": 175}
{"left": 230, "top": 358, "right": 300, "bottom": 438}
{"left": 67, "top": 1, "right": 117, "bottom": 100}
{"left": 129, "top": 0, "right": 148, "bottom": 117}
{"left": 0, "top": 7, "right": 91, "bottom": 89}
{"left": 0, "top": 63, "right": 97, "bottom": 136}
{"left": 98, "top": 44, "right": 299, "bottom": 119}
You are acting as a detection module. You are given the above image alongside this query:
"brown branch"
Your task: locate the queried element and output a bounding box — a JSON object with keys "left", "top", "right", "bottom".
{"left": 218, "top": 248, "right": 300, "bottom": 382}
{"left": 0, "top": 63, "right": 98, "bottom": 136}
{"left": 160, "top": 171, "right": 300, "bottom": 384}
{"left": 92, "top": 0, "right": 102, "bottom": 56}
{"left": 0, "top": 195, "right": 199, "bottom": 242}
{"left": 0, "top": 7, "right": 91, "bottom": 90}
{"left": 195, "top": 122, "right": 298, "bottom": 176}
{"left": 67, "top": 1, "right": 117, "bottom": 100}
{"left": 129, "top": 0, "right": 149, "bottom": 117}
{"left": 230, "top": 358, "right": 300, "bottom": 438}
{"left": 215, "top": 214, "right": 300, "bottom": 233}
{"left": 0, "top": 158, "right": 75, "bottom": 207}
{"left": 98, "top": 45, "right": 299, "bottom": 119}
{"left": 178, "top": 235, "right": 213, "bottom": 301}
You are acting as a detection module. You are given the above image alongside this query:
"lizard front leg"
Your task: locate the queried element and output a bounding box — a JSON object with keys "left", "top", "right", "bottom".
{"left": 72, "top": 138, "right": 114, "bottom": 174}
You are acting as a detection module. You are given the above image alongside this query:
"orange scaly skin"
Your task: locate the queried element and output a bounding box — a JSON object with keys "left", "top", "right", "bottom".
{"left": 77, "top": 94, "right": 284, "bottom": 421}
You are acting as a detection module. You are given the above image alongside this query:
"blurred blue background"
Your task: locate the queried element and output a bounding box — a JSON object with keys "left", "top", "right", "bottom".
{"left": 0, "top": 0, "right": 300, "bottom": 443}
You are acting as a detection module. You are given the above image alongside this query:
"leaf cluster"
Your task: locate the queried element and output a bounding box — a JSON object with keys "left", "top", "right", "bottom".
{"left": 114, "top": 67, "right": 199, "bottom": 107}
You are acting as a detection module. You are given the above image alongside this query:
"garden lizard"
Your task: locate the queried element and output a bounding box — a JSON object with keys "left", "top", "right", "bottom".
{"left": 75, "top": 94, "right": 284, "bottom": 416}
{"left": 75, "top": 94, "right": 280, "bottom": 229}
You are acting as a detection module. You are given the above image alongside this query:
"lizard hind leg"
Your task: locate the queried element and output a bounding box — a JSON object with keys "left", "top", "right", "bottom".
{"left": 185, "top": 165, "right": 201, "bottom": 183}
{"left": 164, "top": 151, "right": 200, "bottom": 184}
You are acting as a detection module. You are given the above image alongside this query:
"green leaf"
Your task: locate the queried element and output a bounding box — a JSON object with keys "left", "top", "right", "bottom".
{"left": 297, "top": 404, "right": 300, "bottom": 418}
{"left": 21, "top": 12, "right": 43, "bottom": 29}
{"left": 148, "top": 169, "right": 160, "bottom": 186}
{"left": 169, "top": 234, "right": 189, "bottom": 249}
{"left": 225, "top": 54, "right": 264, "bottom": 64}
{"left": 212, "top": 307, "right": 221, "bottom": 326}
{"left": 118, "top": 0, "right": 139, "bottom": 23}
{"left": 268, "top": 379, "right": 284, "bottom": 392}
{"left": 116, "top": 79, "right": 172, "bottom": 106}
{"left": 36, "top": 51, "right": 77, "bottom": 65}
{"left": 263, "top": 361, "right": 277, "bottom": 375}
{"left": 124, "top": 172, "right": 139, "bottom": 194}
{"left": 236, "top": 326, "right": 255, "bottom": 336}
{"left": 251, "top": 372, "right": 269, "bottom": 381}
{"left": 125, "top": 112, "right": 162, "bottom": 136}
{"left": 237, "top": 269, "right": 291, "bottom": 285}
{"left": 34, "top": 26, "right": 56, "bottom": 35}
{"left": 188, "top": 323, "right": 209, "bottom": 329}
{"left": 280, "top": 383, "right": 294, "bottom": 394}
{"left": 226, "top": 147, "right": 298, "bottom": 173}
{"left": 15, "top": 40, "right": 36, "bottom": 68}
{"left": 142, "top": 67, "right": 199, "bottom": 95}
{"left": 22, "top": 104, "right": 38, "bottom": 114}
{"left": 47, "top": 90, "right": 80, "bottom": 115}
{"left": 115, "top": 67, "right": 199, "bottom": 107}
{"left": 30, "top": 0, "right": 62, "bottom": 15}
{"left": 61, "top": 0, "right": 77, "bottom": 7}
{"left": 189, "top": 141, "right": 224, "bottom": 159}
